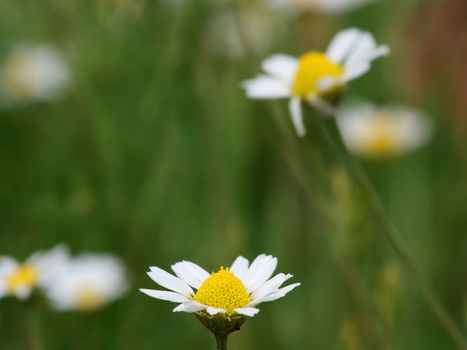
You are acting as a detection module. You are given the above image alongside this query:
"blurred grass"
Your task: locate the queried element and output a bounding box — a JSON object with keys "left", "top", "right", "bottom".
{"left": 0, "top": 0, "right": 467, "bottom": 349}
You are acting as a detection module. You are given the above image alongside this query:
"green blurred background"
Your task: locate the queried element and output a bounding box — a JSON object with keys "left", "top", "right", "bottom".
{"left": 0, "top": 0, "right": 466, "bottom": 349}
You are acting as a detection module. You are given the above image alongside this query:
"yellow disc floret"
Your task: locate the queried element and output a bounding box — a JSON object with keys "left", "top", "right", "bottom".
{"left": 7, "top": 265, "right": 38, "bottom": 292}
{"left": 76, "top": 286, "right": 104, "bottom": 311}
{"left": 292, "top": 51, "right": 344, "bottom": 97}
{"left": 363, "top": 116, "right": 402, "bottom": 158}
{"left": 194, "top": 267, "right": 250, "bottom": 314}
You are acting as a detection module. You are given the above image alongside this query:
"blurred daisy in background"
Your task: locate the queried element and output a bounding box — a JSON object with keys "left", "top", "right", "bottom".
{"left": 204, "top": 7, "right": 282, "bottom": 60}
{"left": 0, "top": 43, "right": 72, "bottom": 105}
{"left": 336, "top": 100, "right": 433, "bottom": 159}
{"left": 140, "top": 254, "right": 300, "bottom": 317}
{"left": 267, "top": 0, "right": 377, "bottom": 15}
{"left": 44, "top": 254, "right": 128, "bottom": 312}
{"left": 243, "top": 28, "right": 389, "bottom": 137}
{"left": 0, "top": 245, "right": 69, "bottom": 300}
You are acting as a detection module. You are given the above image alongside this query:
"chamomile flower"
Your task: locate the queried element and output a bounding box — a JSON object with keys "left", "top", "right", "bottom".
{"left": 336, "top": 101, "right": 432, "bottom": 159}
{"left": 268, "top": 0, "right": 377, "bottom": 15}
{"left": 0, "top": 245, "right": 69, "bottom": 300}
{"left": 44, "top": 254, "right": 128, "bottom": 312}
{"left": 140, "top": 254, "right": 300, "bottom": 317}
{"left": 0, "top": 43, "right": 72, "bottom": 105}
{"left": 243, "top": 28, "right": 389, "bottom": 137}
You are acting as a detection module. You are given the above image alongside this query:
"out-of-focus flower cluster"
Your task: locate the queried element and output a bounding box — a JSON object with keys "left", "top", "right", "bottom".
{"left": 0, "top": 245, "right": 128, "bottom": 312}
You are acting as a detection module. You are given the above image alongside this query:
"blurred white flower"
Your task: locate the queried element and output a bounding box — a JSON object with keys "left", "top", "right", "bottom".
{"left": 140, "top": 254, "right": 300, "bottom": 317}
{"left": 268, "top": 0, "right": 377, "bottom": 15}
{"left": 336, "top": 101, "right": 433, "bottom": 158}
{"left": 243, "top": 28, "right": 389, "bottom": 137}
{"left": 0, "top": 43, "right": 72, "bottom": 105}
{"left": 44, "top": 254, "right": 128, "bottom": 312}
{"left": 204, "top": 8, "right": 282, "bottom": 59}
{"left": 0, "top": 245, "right": 70, "bottom": 300}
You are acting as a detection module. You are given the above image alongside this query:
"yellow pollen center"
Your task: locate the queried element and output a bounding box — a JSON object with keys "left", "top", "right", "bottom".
{"left": 4, "top": 57, "right": 38, "bottom": 98}
{"left": 292, "top": 51, "right": 344, "bottom": 97}
{"left": 363, "top": 116, "right": 401, "bottom": 157}
{"left": 76, "top": 286, "right": 104, "bottom": 311}
{"left": 7, "top": 265, "right": 38, "bottom": 292}
{"left": 193, "top": 267, "right": 250, "bottom": 314}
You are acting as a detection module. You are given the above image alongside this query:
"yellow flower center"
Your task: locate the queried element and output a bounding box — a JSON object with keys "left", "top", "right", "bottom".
{"left": 76, "top": 286, "right": 104, "bottom": 311}
{"left": 292, "top": 51, "right": 344, "bottom": 97}
{"left": 362, "top": 116, "right": 402, "bottom": 157}
{"left": 7, "top": 265, "right": 38, "bottom": 292}
{"left": 3, "top": 56, "right": 38, "bottom": 98}
{"left": 193, "top": 267, "right": 250, "bottom": 314}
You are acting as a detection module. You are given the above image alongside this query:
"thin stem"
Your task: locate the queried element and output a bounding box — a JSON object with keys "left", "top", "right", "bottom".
{"left": 215, "top": 333, "right": 228, "bottom": 350}
{"left": 320, "top": 116, "right": 467, "bottom": 350}
{"left": 26, "top": 309, "right": 44, "bottom": 350}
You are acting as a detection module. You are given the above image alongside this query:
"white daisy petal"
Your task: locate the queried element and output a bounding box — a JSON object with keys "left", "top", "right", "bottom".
{"left": 289, "top": 97, "right": 306, "bottom": 137}
{"left": 316, "top": 75, "right": 344, "bottom": 93}
{"left": 235, "top": 307, "right": 260, "bottom": 317}
{"left": 276, "top": 282, "right": 301, "bottom": 296}
{"left": 173, "top": 301, "right": 205, "bottom": 313}
{"left": 248, "top": 257, "right": 278, "bottom": 293}
{"left": 0, "top": 257, "right": 18, "bottom": 274}
{"left": 248, "top": 282, "right": 301, "bottom": 306}
{"left": 171, "top": 261, "right": 209, "bottom": 289}
{"left": 343, "top": 32, "right": 389, "bottom": 80}
{"left": 148, "top": 267, "right": 194, "bottom": 297}
{"left": 262, "top": 54, "right": 299, "bottom": 84}
{"left": 242, "top": 254, "right": 266, "bottom": 286}
{"left": 206, "top": 306, "right": 226, "bottom": 315}
{"left": 242, "top": 75, "right": 291, "bottom": 99}
{"left": 244, "top": 255, "right": 278, "bottom": 293}
{"left": 139, "top": 289, "right": 189, "bottom": 303}
{"left": 326, "top": 28, "right": 362, "bottom": 64}
{"left": 250, "top": 273, "right": 293, "bottom": 300}
{"left": 230, "top": 256, "right": 249, "bottom": 281}
{"left": 15, "top": 286, "right": 32, "bottom": 300}
{"left": 343, "top": 62, "right": 370, "bottom": 81}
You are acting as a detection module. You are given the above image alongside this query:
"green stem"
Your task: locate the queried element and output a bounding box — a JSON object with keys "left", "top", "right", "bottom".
{"left": 320, "top": 116, "right": 467, "bottom": 350}
{"left": 215, "top": 333, "right": 228, "bottom": 350}
{"left": 26, "top": 309, "right": 44, "bottom": 350}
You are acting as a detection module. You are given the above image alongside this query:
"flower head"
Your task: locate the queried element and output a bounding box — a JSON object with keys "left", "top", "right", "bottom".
{"left": 140, "top": 254, "right": 300, "bottom": 318}
{"left": 0, "top": 43, "right": 72, "bottom": 105}
{"left": 243, "top": 28, "right": 389, "bottom": 137}
{"left": 43, "top": 254, "right": 128, "bottom": 312}
{"left": 268, "top": 0, "right": 377, "bottom": 15}
{"left": 336, "top": 101, "right": 432, "bottom": 159}
{"left": 0, "top": 245, "right": 69, "bottom": 300}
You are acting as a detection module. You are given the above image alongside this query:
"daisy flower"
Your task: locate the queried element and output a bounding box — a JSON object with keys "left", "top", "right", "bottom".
{"left": 336, "top": 100, "right": 433, "bottom": 159}
{"left": 140, "top": 254, "right": 300, "bottom": 318}
{"left": 44, "top": 254, "right": 128, "bottom": 312}
{"left": 0, "top": 43, "right": 72, "bottom": 105}
{"left": 242, "top": 28, "right": 389, "bottom": 137}
{"left": 268, "top": 0, "right": 377, "bottom": 15}
{"left": 0, "top": 245, "right": 69, "bottom": 300}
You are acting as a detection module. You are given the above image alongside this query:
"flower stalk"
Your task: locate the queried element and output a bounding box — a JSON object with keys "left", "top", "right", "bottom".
{"left": 318, "top": 115, "right": 467, "bottom": 350}
{"left": 215, "top": 334, "right": 228, "bottom": 350}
